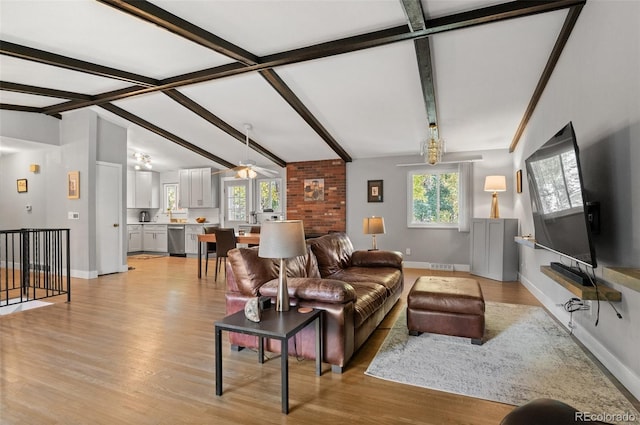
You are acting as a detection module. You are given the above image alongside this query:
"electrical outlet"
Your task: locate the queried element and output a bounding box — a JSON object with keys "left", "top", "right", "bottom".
{"left": 405, "top": 248, "right": 411, "bottom": 255}
{"left": 68, "top": 212, "right": 80, "bottom": 220}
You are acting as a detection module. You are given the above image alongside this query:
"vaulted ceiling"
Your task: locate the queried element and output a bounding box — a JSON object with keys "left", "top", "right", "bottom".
{"left": 0, "top": 0, "right": 585, "bottom": 173}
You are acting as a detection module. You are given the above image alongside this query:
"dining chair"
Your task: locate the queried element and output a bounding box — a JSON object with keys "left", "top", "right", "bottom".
{"left": 248, "top": 226, "right": 261, "bottom": 247}
{"left": 203, "top": 226, "right": 218, "bottom": 276}
{"left": 213, "top": 228, "right": 237, "bottom": 281}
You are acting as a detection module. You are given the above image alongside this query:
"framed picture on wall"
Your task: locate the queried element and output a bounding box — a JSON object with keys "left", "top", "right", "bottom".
{"left": 68, "top": 171, "right": 80, "bottom": 199}
{"left": 303, "top": 178, "right": 324, "bottom": 201}
{"left": 17, "top": 179, "right": 28, "bottom": 193}
{"left": 367, "top": 180, "right": 383, "bottom": 202}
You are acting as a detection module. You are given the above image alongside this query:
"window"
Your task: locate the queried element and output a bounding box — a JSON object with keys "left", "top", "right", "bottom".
{"left": 164, "top": 183, "right": 184, "bottom": 212}
{"left": 408, "top": 166, "right": 460, "bottom": 228}
{"left": 226, "top": 183, "right": 247, "bottom": 222}
{"left": 258, "top": 178, "right": 281, "bottom": 212}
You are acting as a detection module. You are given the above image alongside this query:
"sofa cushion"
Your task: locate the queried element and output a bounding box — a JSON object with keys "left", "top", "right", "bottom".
{"left": 329, "top": 267, "right": 403, "bottom": 296}
{"left": 260, "top": 277, "right": 356, "bottom": 304}
{"left": 287, "top": 248, "right": 321, "bottom": 278}
{"left": 227, "top": 247, "right": 321, "bottom": 297}
{"left": 351, "top": 250, "right": 403, "bottom": 269}
{"left": 227, "top": 248, "right": 278, "bottom": 296}
{"left": 308, "top": 232, "right": 354, "bottom": 277}
{"left": 350, "top": 282, "right": 388, "bottom": 328}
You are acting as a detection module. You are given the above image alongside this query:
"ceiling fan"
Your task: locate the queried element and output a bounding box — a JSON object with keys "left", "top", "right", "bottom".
{"left": 214, "top": 124, "right": 278, "bottom": 179}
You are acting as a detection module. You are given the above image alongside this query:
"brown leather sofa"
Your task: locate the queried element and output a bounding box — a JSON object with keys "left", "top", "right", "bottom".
{"left": 225, "top": 232, "right": 403, "bottom": 373}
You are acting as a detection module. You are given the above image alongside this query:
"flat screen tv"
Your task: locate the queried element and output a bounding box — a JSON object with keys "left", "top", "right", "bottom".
{"left": 525, "top": 122, "right": 597, "bottom": 269}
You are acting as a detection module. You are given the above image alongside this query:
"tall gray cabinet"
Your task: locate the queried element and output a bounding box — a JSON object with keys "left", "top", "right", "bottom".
{"left": 470, "top": 218, "right": 519, "bottom": 282}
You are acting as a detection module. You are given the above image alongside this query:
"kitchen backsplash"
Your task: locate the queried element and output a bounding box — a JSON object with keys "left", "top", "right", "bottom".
{"left": 127, "top": 208, "right": 220, "bottom": 224}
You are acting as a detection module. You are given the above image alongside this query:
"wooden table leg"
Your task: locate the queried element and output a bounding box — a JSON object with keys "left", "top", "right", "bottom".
{"left": 197, "top": 239, "right": 202, "bottom": 279}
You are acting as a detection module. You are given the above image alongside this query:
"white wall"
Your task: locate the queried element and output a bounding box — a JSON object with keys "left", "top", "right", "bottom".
{"left": 512, "top": 0, "right": 640, "bottom": 399}
{"left": 0, "top": 111, "right": 61, "bottom": 229}
{"left": 346, "top": 148, "right": 513, "bottom": 268}
{"left": 1, "top": 110, "right": 128, "bottom": 278}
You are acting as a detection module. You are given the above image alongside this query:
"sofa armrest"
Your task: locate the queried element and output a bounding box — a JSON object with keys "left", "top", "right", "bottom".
{"left": 259, "top": 277, "right": 356, "bottom": 304}
{"left": 351, "top": 250, "right": 403, "bottom": 269}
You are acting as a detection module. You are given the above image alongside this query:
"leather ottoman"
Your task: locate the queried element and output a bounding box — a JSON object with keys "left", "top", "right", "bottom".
{"left": 407, "top": 276, "right": 485, "bottom": 344}
{"left": 500, "top": 398, "right": 611, "bottom": 424}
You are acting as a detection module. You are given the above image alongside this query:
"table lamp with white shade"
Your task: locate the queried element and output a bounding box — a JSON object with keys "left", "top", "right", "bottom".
{"left": 258, "top": 220, "right": 307, "bottom": 311}
{"left": 363, "top": 216, "right": 386, "bottom": 250}
{"left": 484, "top": 175, "right": 507, "bottom": 219}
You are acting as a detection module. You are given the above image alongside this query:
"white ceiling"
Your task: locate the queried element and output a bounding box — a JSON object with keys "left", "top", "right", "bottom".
{"left": 0, "top": 0, "right": 578, "bottom": 173}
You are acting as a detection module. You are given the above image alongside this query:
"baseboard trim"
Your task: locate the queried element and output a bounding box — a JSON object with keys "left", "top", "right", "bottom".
{"left": 403, "top": 261, "right": 470, "bottom": 272}
{"left": 519, "top": 272, "right": 640, "bottom": 401}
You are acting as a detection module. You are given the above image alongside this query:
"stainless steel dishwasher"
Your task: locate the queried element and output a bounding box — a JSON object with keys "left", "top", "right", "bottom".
{"left": 167, "top": 225, "right": 186, "bottom": 257}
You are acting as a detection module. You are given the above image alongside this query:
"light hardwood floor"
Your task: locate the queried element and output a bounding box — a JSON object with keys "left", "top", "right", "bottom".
{"left": 2, "top": 256, "right": 545, "bottom": 424}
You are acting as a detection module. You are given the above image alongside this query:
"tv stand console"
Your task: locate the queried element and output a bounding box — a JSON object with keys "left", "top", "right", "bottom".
{"left": 549, "top": 262, "right": 592, "bottom": 286}
{"left": 540, "top": 266, "right": 621, "bottom": 301}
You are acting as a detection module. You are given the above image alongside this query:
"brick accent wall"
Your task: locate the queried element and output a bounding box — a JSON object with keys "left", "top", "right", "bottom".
{"left": 286, "top": 159, "right": 346, "bottom": 236}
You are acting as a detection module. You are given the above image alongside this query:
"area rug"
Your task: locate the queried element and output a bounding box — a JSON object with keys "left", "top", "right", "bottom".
{"left": 366, "top": 302, "right": 639, "bottom": 424}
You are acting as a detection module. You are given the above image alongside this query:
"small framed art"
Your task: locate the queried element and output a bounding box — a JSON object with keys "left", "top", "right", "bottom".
{"left": 68, "top": 171, "right": 80, "bottom": 199}
{"left": 17, "top": 179, "right": 28, "bottom": 193}
{"left": 367, "top": 180, "right": 383, "bottom": 202}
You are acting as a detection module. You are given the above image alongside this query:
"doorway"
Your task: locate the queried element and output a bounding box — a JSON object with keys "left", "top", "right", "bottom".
{"left": 96, "top": 162, "right": 123, "bottom": 275}
{"left": 223, "top": 179, "right": 250, "bottom": 229}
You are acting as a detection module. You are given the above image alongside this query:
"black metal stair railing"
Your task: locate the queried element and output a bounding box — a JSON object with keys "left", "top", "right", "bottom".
{"left": 1, "top": 228, "right": 71, "bottom": 308}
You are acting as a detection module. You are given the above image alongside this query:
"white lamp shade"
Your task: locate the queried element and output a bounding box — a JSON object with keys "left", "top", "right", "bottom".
{"left": 258, "top": 220, "right": 307, "bottom": 259}
{"left": 363, "top": 216, "right": 386, "bottom": 235}
{"left": 484, "top": 175, "right": 507, "bottom": 192}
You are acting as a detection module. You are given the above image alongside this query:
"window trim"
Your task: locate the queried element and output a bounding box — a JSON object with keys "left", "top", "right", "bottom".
{"left": 407, "top": 164, "right": 460, "bottom": 229}
{"left": 257, "top": 178, "right": 282, "bottom": 213}
{"left": 163, "top": 183, "right": 184, "bottom": 213}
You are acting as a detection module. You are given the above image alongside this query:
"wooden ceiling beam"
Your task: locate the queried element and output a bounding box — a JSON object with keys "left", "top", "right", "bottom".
{"left": 96, "top": 0, "right": 258, "bottom": 66}
{"left": 0, "top": 40, "right": 158, "bottom": 87}
{"left": 400, "top": 0, "right": 426, "bottom": 32}
{"left": 509, "top": 5, "right": 585, "bottom": 152}
{"left": 423, "top": 0, "right": 585, "bottom": 35}
{"left": 99, "top": 103, "right": 236, "bottom": 169}
{"left": 163, "top": 89, "right": 287, "bottom": 168}
{"left": 400, "top": 1, "right": 438, "bottom": 127}
{"left": 0, "top": 103, "right": 62, "bottom": 119}
{"left": 259, "top": 69, "right": 352, "bottom": 162}
{"left": 39, "top": 1, "right": 584, "bottom": 117}
{"left": 0, "top": 81, "right": 92, "bottom": 101}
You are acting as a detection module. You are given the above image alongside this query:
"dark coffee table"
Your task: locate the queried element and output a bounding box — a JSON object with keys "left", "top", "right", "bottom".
{"left": 215, "top": 307, "right": 323, "bottom": 414}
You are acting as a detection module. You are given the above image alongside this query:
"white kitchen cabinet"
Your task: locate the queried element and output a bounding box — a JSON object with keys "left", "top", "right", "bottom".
{"left": 185, "top": 224, "right": 203, "bottom": 255}
{"left": 178, "top": 168, "right": 218, "bottom": 208}
{"left": 142, "top": 224, "right": 167, "bottom": 252}
{"left": 127, "top": 171, "right": 160, "bottom": 209}
{"left": 470, "top": 218, "right": 519, "bottom": 282}
{"left": 127, "top": 171, "right": 136, "bottom": 208}
{"left": 135, "top": 171, "right": 160, "bottom": 208}
{"left": 127, "top": 224, "right": 142, "bottom": 252}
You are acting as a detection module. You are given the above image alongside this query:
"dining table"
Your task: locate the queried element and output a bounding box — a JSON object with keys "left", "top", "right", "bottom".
{"left": 197, "top": 232, "right": 261, "bottom": 278}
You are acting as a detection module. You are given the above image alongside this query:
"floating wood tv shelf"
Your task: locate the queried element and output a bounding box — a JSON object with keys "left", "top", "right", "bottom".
{"left": 540, "top": 266, "right": 621, "bottom": 302}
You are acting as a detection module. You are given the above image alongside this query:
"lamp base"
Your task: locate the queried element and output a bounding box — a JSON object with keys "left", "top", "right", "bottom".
{"left": 276, "top": 258, "right": 290, "bottom": 311}
{"left": 490, "top": 192, "right": 500, "bottom": 219}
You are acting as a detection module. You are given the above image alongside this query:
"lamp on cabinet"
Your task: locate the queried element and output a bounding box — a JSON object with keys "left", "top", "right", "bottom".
{"left": 484, "top": 176, "right": 506, "bottom": 219}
